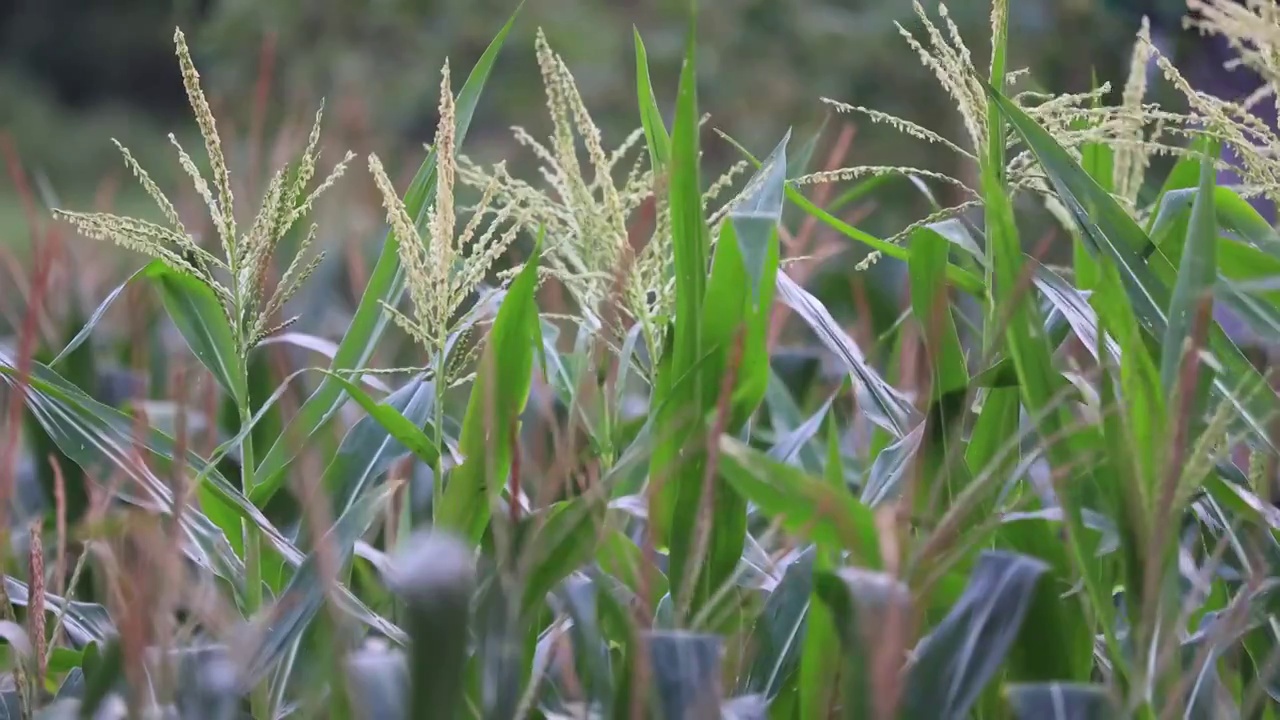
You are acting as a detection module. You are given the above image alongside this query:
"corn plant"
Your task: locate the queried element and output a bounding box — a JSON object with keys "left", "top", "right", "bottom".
{"left": 4, "top": 0, "right": 1280, "bottom": 718}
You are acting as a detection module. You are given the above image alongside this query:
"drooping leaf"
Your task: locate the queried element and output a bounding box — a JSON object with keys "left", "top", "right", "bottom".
{"left": 256, "top": 332, "right": 390, "bottom": 392}
{"left": 719, "top": 133, "right": 986, "bottom": 296}
{"left": 0, "top": 354, "right": 404, "bottom": 642}
{"left": 776, "top": 273, "right": 919, "bottom": 438}
{"left": 252, "top": 307, "right": 494, "bottom": 509}
{"left": 3, "top": 353, "right": 245, "bottom": 586}
{"left": 314, "top": 371, "right": 442, "bottom": 477}
{"left": 718, "top": 435, "right": 880, "bottom": 566}
{"left": 862, "top": 421, "right": 925, "bottom": 507}
{"left": 3, "top": 578, "right": 112, "bottom": 648}
{"left": 1032, "top": 265, "right": 1121, "bottom": 365}
{"left": 767, "top": 390, "right": 836, "bottom": 467}
{"left": 52, "top": 264, "right": 150, "bottom": 367}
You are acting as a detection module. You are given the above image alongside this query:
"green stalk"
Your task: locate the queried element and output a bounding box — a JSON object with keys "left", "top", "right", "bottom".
{"left": 431, "top": 346, "right": 447, "bottom": 525}
{"left": 983, "top": 0, "right": 1009, "bottom": 349}
{"left": 225, "top": 236, "right": 271, "bottom": 718}
{"left": 238, "top": 399, "right": 270, "bottom": 719}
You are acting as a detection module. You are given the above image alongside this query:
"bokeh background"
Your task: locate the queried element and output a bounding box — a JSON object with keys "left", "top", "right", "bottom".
{"left": 0, "top": 0, "right": 1247, "bottom": 342}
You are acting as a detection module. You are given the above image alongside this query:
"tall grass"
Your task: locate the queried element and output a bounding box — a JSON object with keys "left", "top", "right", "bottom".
{"left": 3, "top": 0, "right": 1280, "bottom": 718}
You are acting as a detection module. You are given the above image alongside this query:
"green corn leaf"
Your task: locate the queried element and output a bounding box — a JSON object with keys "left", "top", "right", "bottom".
{"left": 1090, "top": 260, "right": 1161, "bottom": 654}
{"left": 776, "top": 273, "right": 919, "bottom": 438}
{"left": 78, "top": 637, "right": 124, "bottom": 719}
{"left": 668, "top": 22, "right": 709, "bottom": 388}
{"left": 145, "top": 262, "right": 246, "bottom": 406}
{"left": 651, "top": 13, "right": 715, "bottom": 615}
{"left": 51, "top": 264, "right": 150, "bottom": 367}
{"left": 797, "top": 417, "right": 846, "bottom": 719}
{"left": 729, "top": 130, "right": 789, "bottom": 306}
{"left": 633, "top": 29, "right": 670, "bottom": 172}
{"left": 963, "top": 387, "right": 1019, "bottom": 481}
{"left": 813, "top": 566, "right": 911, "bottom": 720}
{"left": 508, "top": 495, "right": 605, "bottom": 614}
{"left": 718, "top": 435, "right": 880, "bottom": 566}
{"left": 1160, "top": 140, "right": 1219, "bottom": 398}
{"left": 1147, "top": 185, "right": 1280, "bottom": 345}
{"left": 313, "top": 370, "right": 442, "bottom": 475}
{"left": 666, "top": 212, "right": 780, "bottom": 611}
{"left": 997, "top": 515, "right": 1097, "bottom": 683}
{"left": 435, "top": 235, "right": 542, "bottom": 544}
{"left": 797, "top": 601, "right": 842, "bottom": 719}
{"left": 908, "top": 226, "right": 968, "bottom": 398}
{"left": 977, "top": 89, "right": 1118, "bottom": 692}
{"left": 1148, "top": 155, "right": 1202, "bottom": 220}
{"left": 744, "top": 548, "right": 812, "bottom": 698}
{"left": 904, "top": 552, "right": 1047, "bottom": 720}
{"left": 255, "top": 6, "right": 521, "bottom": 491}
{"left": 1081, "top": 141, "right": 1114, "bottom": 196}
{"left": 321, "top": 376, "right": 438, "bottom": 516}
{"left": 1150, "top": 186, "right": 1280, "bottom": 259}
